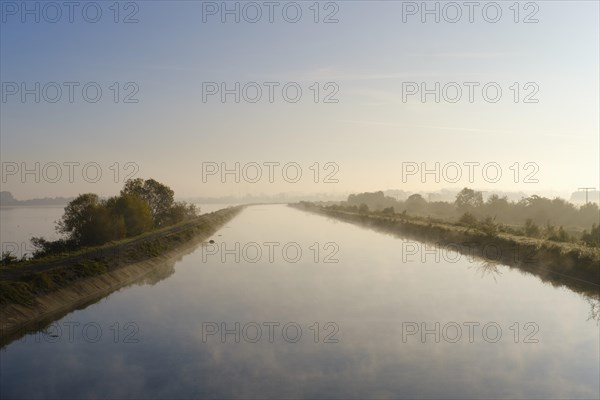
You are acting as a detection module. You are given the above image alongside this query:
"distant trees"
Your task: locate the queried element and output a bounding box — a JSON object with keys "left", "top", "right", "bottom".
{"left": 121, "top": 178, "right": 175, "bottom": 227}
{"left": 56, "top": 194, "right": 122, "bottom": 246}
{"left": 339, "top": 188, "right": 598, "bottom": 245}
{"left": 510, "top": 195, "right": 591, "bottom": 228}
{"left": 405, "top": 194, "right": 427, "bottom": 214}
{"left": 455, "top": 188, "right": 484, "bottom": 211}
{"left": 165, "top": 201, "right": 198, "bottom": 225}
{"left": 105, "top": 194, "right": 154, "bottom": 237}
{"left": 484, "top": 194, "right": 510, "bottom": 220}
{"left": 46, "top": 178, "right": 197, "bottom": 248}
{"left": 348, "top": 191, "right": 397, "bottom": 210}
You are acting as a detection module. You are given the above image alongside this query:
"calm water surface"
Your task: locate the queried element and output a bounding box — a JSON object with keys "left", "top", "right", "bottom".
{"left": 0, "top": 206, "right": 64, "bottom": 258}
{"left": 1, "top": 205, "right": 598, "bottom": 399}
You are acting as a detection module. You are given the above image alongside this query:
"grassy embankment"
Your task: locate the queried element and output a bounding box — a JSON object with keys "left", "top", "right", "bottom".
{"left": 0, "top": 206, "right": 244, "bottom": 306}
{"left": 290, "top": 203, "right": 600, "bottom": 293}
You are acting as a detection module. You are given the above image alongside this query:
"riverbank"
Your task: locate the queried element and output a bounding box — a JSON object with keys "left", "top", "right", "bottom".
{"left": 290, "top": 203, "right": 600, "bottom": 293}
{"left": 0, "top": 206, "right": 244, "bottom": 343}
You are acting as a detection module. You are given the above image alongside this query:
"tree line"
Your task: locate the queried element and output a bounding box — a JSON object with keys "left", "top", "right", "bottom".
{"left": 335, "top": 188, "right": 599, "bottom": 246}
{"left": 30, "top": 178, "right": 198, "bottom": 256}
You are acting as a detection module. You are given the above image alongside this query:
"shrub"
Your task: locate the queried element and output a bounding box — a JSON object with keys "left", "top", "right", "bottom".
{"left": 524, "top": 219, "right": 540, "bottom": 237}
{"left": 1, "top": 251, "right": 18, "bottom": 266}
{"left": 547, "top": 226, "right": 571, "bottom": 242}
{"left": 459, "top": 212, "right": 478, "bottom": 227}
{"left": 106, "top": 194, "right": 154, "bottom": 237}
{"left": 479, "top": 216, "right": 498, "bottom": 236}
{"left": 582, "top": 224, "right": 600, "bottom": 246}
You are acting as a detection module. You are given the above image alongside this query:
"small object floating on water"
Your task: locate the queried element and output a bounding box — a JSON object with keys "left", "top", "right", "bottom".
{"left": 209, "top": 239, "right": 215, "bottom": 244}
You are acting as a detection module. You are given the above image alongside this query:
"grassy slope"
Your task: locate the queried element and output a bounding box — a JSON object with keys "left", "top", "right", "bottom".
{"left": 291, "top": 204, "right": 600, "bottom": 292}
{"left": 0, "top": 206, "right": 245, "bottom": 306}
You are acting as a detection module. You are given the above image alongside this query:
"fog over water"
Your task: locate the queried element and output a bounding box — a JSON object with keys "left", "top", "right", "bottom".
{"left": 1, "top": 205, "right": 598, "bottom": 399}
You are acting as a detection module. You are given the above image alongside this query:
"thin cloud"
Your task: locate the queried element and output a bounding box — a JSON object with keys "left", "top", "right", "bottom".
{"left": 336, "top": 119, "right": 594, "bottom": 139}
{"left": 405, "top": 52, "right": 522, "bottom": 59}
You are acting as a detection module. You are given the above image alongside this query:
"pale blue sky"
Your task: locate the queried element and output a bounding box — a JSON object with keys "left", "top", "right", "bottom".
{"left": 1, "top": 1, "right": 598, "bottom": 199}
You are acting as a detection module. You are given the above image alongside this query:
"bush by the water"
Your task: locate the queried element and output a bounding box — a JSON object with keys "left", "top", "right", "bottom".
{"left": 30, "top": 178, "right": 198, "bottom": 256}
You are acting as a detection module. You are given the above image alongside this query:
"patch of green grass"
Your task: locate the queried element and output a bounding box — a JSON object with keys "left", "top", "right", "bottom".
{"left": 31, "top": 272, "right": 56, "bottom": 291}
{"left": 0, "top": 281, "right": 34, "bottom": 305}
{"left": 73, "top": 259, "right": 108, "bottom": 278}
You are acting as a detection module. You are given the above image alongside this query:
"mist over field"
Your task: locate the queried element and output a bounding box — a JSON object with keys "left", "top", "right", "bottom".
{"left": 1, "top": 1, "right": 599, "bottom": 399}
{"left": 1, "top": 1, "right": 598, "bottom": 201}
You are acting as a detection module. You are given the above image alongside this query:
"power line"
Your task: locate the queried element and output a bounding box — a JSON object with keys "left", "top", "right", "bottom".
{"left": 577, "top": 187, "right": 596, "bottom": 204}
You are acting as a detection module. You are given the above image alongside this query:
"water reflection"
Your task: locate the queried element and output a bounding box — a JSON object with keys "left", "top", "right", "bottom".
{"left": 1, "top": 205, "right": 598, "bottom": 399}
{"left": 312, "top": 210, "right": 600, "bottom": 301}
{"left": 469, "top": 260, "right": 503, "bottom": 282}
{"left": 586, "top": 295, "right": 600, "bottom": 324}
{"left": 0, "top": 236, "right": 210, "bottom": 348}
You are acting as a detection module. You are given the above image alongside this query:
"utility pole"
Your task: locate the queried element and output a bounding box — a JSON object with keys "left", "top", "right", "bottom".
{"left": 578, "top": 187, "right": 596, "bottom": 204}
